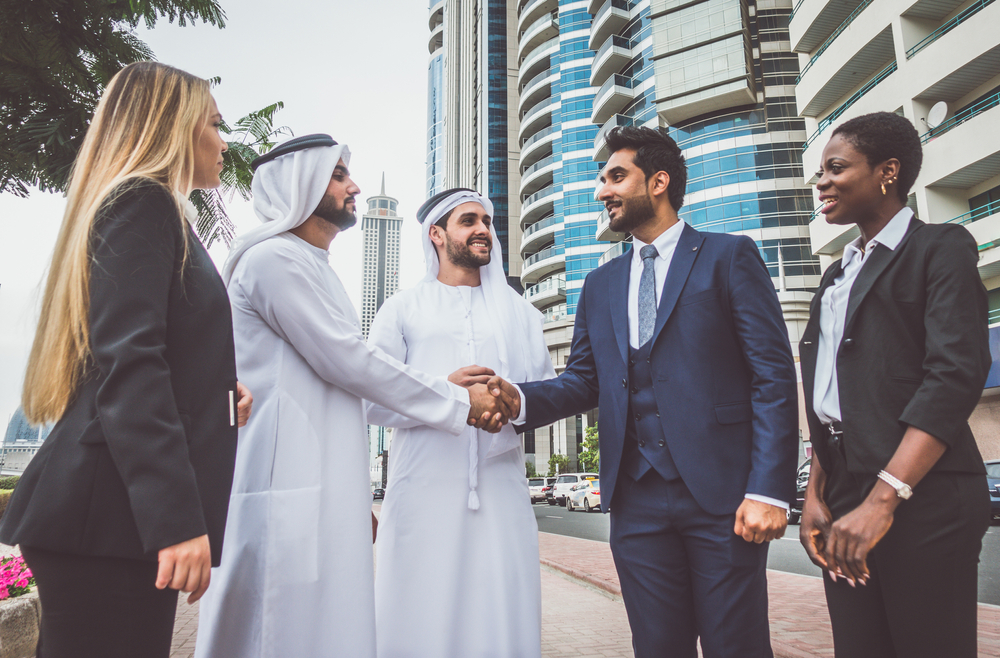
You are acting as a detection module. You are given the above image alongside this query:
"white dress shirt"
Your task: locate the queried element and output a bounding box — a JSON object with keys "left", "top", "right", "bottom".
{"left": 813, "top": 207, "right": 913, "bottom": 424}
{"left": 628, "top": 220, "right": 685, "bottom": 348}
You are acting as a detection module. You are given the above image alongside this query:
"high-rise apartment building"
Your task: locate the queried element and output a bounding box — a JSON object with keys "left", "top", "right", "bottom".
{"left": 428, "top": 0, "right": 523, "bottom": 287}
{"left": 360, "top": 176, "right": 403, "bottom": 340}
{"left": 430, "top": 0, "right": 822, "bottom": 473}
{"left": 789, "top": 0, "right": 1000, "bottom": 455}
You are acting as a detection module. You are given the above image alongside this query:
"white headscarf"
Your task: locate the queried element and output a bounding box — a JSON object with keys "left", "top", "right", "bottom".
{"left": 419, "top": 189, "right": 538, "bottom": 509}
{"left": 222, "top": 140, "right": 350, "bottom": 284}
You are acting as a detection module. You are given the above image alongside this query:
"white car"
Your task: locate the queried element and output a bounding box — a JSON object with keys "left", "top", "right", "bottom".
{"left": 566, "top": 479, "right": 601, "bottom": 512}
{"left": 548, "top": 473, "right": 598, "bottom": 506}
{"left": 527, "top": 477, "right": 554, "bottom": 503}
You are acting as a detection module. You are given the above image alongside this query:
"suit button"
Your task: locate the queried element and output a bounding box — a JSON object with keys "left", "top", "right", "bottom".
{"left": 658, "top": 440, "right": 665, "bottom": 447}
{"left": 630, "top": 387, "right": 639, "bottom": 394}
{"left": 634, "top": 413, "right": 642, "bottom": 421}
{"left": 656, "top": 412, "right": 661, "bottom": 418}
{"left": 628, "top": 359, "right": 635, "bottom": 366}
{"left": 622, "top": 379, "right": 627, "bottom": 388}
{"left": 646, "top": 358, "right": 651, "bottom": 364}
{"left": 638, "top": 441, "right": 645, "bottom": 447}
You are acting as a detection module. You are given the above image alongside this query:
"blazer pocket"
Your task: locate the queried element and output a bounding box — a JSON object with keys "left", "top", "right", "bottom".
{"left": 715, "top": 401, "right": 752, "bottom": 425}
{"left": 678, "top": 287, "right": 720, "bottom": 307}
{"left": 77, "top": 417, "right": 107, "bottom": 445}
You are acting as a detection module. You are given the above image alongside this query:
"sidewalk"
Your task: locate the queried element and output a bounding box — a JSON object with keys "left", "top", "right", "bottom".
{"left": 168, "top": 528, "right": 1000, "bottom": 657}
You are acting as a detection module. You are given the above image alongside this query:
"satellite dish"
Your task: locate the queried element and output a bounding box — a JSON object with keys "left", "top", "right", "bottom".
{"left": 926, "top": 101, "right": 949, "bottom": 129}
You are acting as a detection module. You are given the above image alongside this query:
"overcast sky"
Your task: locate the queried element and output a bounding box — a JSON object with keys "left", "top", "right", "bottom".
{"left": 0, "top": 0, "right": 435, "bottom": 424}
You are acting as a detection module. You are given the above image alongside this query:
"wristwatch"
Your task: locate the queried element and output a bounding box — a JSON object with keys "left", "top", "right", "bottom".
{"left": 877, "top": 470, "right": 913, "bottom": 500}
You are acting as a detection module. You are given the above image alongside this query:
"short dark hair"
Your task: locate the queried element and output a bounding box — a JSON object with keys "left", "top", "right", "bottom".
{"left": 435, "top": 207, "right": 456, "bottom": 230}
{"left": 605, "top": 126, "right": 687, "bottom": 211}
{"left": 830, "top": 112, "right": 922, "bottom": 203}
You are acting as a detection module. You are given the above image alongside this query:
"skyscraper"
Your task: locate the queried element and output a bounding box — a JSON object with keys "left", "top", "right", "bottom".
{"left": 360, "top": 175, "right": 403, "bottom": 340}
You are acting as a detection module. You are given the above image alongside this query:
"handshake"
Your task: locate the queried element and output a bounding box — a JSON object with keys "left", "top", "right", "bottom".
{"left": 449, "top": 366, "right": 522, "bottom": 433}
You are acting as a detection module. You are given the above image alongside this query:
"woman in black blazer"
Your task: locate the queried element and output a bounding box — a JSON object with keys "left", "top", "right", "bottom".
{"left": 798, "top": 112, "right": 990, "bottom": 657}
{"left": 0, "top": 62, "right": 250, "bottom": 658}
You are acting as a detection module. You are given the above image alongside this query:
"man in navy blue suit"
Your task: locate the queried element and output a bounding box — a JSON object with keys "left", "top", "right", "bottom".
{"left": 490, "top": 127, "right": 798, "bottom": 657}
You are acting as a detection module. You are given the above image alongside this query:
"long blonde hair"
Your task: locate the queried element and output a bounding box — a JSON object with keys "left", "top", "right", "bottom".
{"left": 22, "top": 62, "right": 212, "bottom": 424}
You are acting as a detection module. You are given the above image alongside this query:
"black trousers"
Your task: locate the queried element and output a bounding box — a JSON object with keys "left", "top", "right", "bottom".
{"left": 820, "top": 440, "right": 989, "bottom": 658}
{"left": 21, "top": 546, "right": 178, "bottom": 658}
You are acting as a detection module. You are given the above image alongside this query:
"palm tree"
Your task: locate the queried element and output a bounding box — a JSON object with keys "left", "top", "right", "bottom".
{"left": 190, "top": 102, "right": 291, "bottom": 248}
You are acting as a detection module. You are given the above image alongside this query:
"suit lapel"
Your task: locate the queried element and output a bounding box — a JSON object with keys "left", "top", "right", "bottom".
{"left": 608, "top": 251, "right": 631, "bottom": 365}
{"left": 843, "top": 217, "right": 922, "bottom": 336}
{"left": 651, "top": 223, "right": 704, "bottom": 346}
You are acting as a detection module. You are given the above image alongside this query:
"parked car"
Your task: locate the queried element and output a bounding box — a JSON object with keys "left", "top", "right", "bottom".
{"left": 986, "top": 460, "right": 1000, "bottom": 523}
{"left": 566, "top": 479, "right": 601, "bottom": 513}
{"left": 787, "top": 459, "right": 810, "bottom": 525}
{"left": 372, "top": 488, "right": 385, "bottom": 500}
{"left": 528, "top": 477, "right": 555, "bottom": 503}
{"left": 548, "top": 473, "right": 598, "bottom": 506}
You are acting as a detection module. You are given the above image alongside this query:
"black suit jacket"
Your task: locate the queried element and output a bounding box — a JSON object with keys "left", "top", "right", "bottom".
{"left": 799, "top": 217, "right": 989, "bottom": 477}
{"left": 0, "top": 182, "right": 239, "bottom": 566}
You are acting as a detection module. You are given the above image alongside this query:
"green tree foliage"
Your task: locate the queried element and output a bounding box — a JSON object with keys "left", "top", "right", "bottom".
{"left": 548, "top": 453, "right": 569, "bottom": 477}
{"left": 578, "top": 423, "right": 600, "bottom": 473}
{"left": 525, "top": 460, "right": 537, "bottom": 478}
{"left": 1, "top": 0, "right": 227, "bottom": 196}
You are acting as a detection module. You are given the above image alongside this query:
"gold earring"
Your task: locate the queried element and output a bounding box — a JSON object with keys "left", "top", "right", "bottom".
{"left": 881, "top": 181, "right": 887, "bottom": 195}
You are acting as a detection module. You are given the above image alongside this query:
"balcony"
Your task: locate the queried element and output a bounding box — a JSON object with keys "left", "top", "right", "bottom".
{"left": 521, "top": 245, "right": 566, "bottom": 286}
{"left": 920, "top": 90, "right": 1000, "bottom": 145}
{"left": 521, "top": 184, "right": 560, "bottom": 225}
{"left": 907, "top": 0, "right": 996, "bottom": 60}
{"left": 796, "top": 25, "right": 894, "bottom": 118}
{"left": 520, "top": 154, "right": 560, "bottom": 197}
{"left": 593, "top": 114, "right": 630, "bottom": 161}
{"left": 518, "top": 13, "right": 559, "bottom": 61}
{"left": 518, "top": 0, "right": 557, "bottom": 34}
{"left": 947, "top": 199, "right": 1000, "bottom": 227}
{"left": 796, "top": 0, "right": 876, "bottom": 84}
{"left": 524, "top": 275, "right": 567, "bottom": 309}
{"left": 428, "top": 21, "right": 444, "bottom": 54}
{"left": 790, "top": 0, "right": 867, "bottom": 54}
{"left": 801, "top": 61, "right": 897, "bottom": 154}
{"left": 519, "top": 96, "right": 560, "bottom": 142}
{"left": 519, "top": 66, "right": 559, "bottom": 115}
{"left": 591, "top": 35, "right": 632, "bottom": 88}
{"left": 429, "top": 0, "right": 444, "bottom": 29}
{"left": 521, "top": 214, "right": 562, "bottom": 255}
{"left": 519, "top": 37, "right": 558, "bottom": 84}
{"left": 520, "top": 125, "right": 560, "bottom": 169}
{"left": 541, "top": 303, "right": 570, "bottom": 324}
{"left": 595, "top": 209, "right": 629, "bottom": 242}
{"left": 598, "top": 239, "right": 631, "bottom": 266}
{"left": 592, "top": 74, "right": 635, "bottom": 125}
{"left": 589, "top": 0, "right": 630, "bottom": 52}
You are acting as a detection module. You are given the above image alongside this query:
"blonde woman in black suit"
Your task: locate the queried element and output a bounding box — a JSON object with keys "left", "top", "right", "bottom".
{"left": 799, "top": 111, "right": 990, "bottom": 657}
{"left": 0, "top": 62, "right": 251, "bottom": 658}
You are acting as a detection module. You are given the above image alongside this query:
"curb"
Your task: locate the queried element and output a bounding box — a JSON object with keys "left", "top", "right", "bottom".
{"left": 539, "top": 558, "right": 621, "bottom": 598}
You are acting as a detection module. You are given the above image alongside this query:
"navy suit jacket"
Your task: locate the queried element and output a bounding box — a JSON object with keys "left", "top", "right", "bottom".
{"left": 519, "top": 223, "right": 798, "bottom": 515}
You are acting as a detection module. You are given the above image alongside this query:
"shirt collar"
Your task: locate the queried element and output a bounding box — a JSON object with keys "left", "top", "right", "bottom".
{"left": 842, "top": 207, "right": 913, "bottom": 266}
{"left": 631, "top": 219, "right": 685, "bottom": 266}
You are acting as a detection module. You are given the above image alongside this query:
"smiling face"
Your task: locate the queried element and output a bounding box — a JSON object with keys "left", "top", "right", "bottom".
{"left": 430, "top": 201, "right": 492, "bottom": 270}
{"left": 816, "top": 133, "right": 897, "bottom": 227}
{"left": 191, "top": 96, "right": 227, "bottom": 190}
{"left": 598, "top": 148, "right": 658, "bottom": 234}
{"left": 312, "top": 159, "right": 361, "bottom": 230}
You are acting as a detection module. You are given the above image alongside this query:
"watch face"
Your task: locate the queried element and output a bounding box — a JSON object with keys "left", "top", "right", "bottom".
{"left": 899, "top": 485, "right": 913, "bottom": 500}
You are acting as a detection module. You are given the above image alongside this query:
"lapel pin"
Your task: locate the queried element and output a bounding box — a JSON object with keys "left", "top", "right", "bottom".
{"left": 692, "top": 246, "right": 698, "bottom": 251}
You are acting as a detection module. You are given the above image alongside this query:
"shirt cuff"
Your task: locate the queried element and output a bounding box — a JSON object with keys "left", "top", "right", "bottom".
{"left": 745, "top": 493, "right": 789, "bottom": 510}
{"left": 511, "top": 383, "right": 528, "bottom": 425}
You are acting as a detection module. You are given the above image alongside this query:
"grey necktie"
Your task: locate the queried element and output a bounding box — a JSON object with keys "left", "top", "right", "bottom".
{"left": 638, "top": 244, "right": 658, "bottom": 345}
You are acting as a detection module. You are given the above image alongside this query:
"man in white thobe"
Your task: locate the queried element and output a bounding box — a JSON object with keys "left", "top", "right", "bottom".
{"left": 367, "top": 188, "right": 555, "bottom": 658}
{"left": 195, "top": 138, "right": 510, "bottom": 658}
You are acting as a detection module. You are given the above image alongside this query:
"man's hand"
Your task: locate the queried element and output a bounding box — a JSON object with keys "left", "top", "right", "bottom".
{"left": 799, "top": 491, "right": 833, "bottom": 570}
{"left": 236, "top": 381, "right": 253, "bottom": 427}
{"left": 486, "top": 375, "right": 521, "bottom": 421}
{"left": 467, "top": 383, "right": 508, "bottom": 433}
{"left": 823, "top": 496, "right": 895, "bottom": 585}
{"left": 734, "top": 498, "right": 787, "bottom": 543}
{"left": 156, "top": 534, "right": 212, "bottom": 604}
{"left": 449, "top": 365, "right": 496, "bottom": 388}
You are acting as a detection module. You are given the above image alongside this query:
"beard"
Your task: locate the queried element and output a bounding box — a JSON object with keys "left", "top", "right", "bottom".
{"left": 313, "top": 193, "right": 356, "bottom": 230}
{"left": 445, "top": 234, "right": 492, "bottom": 269}
{"left": 608, "top": 190, "right": 655, "bottom": 234}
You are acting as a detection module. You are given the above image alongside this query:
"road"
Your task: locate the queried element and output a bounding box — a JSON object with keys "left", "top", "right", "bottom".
{"left": 533, "top": 502, "right": 1000, "bottom": 605}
